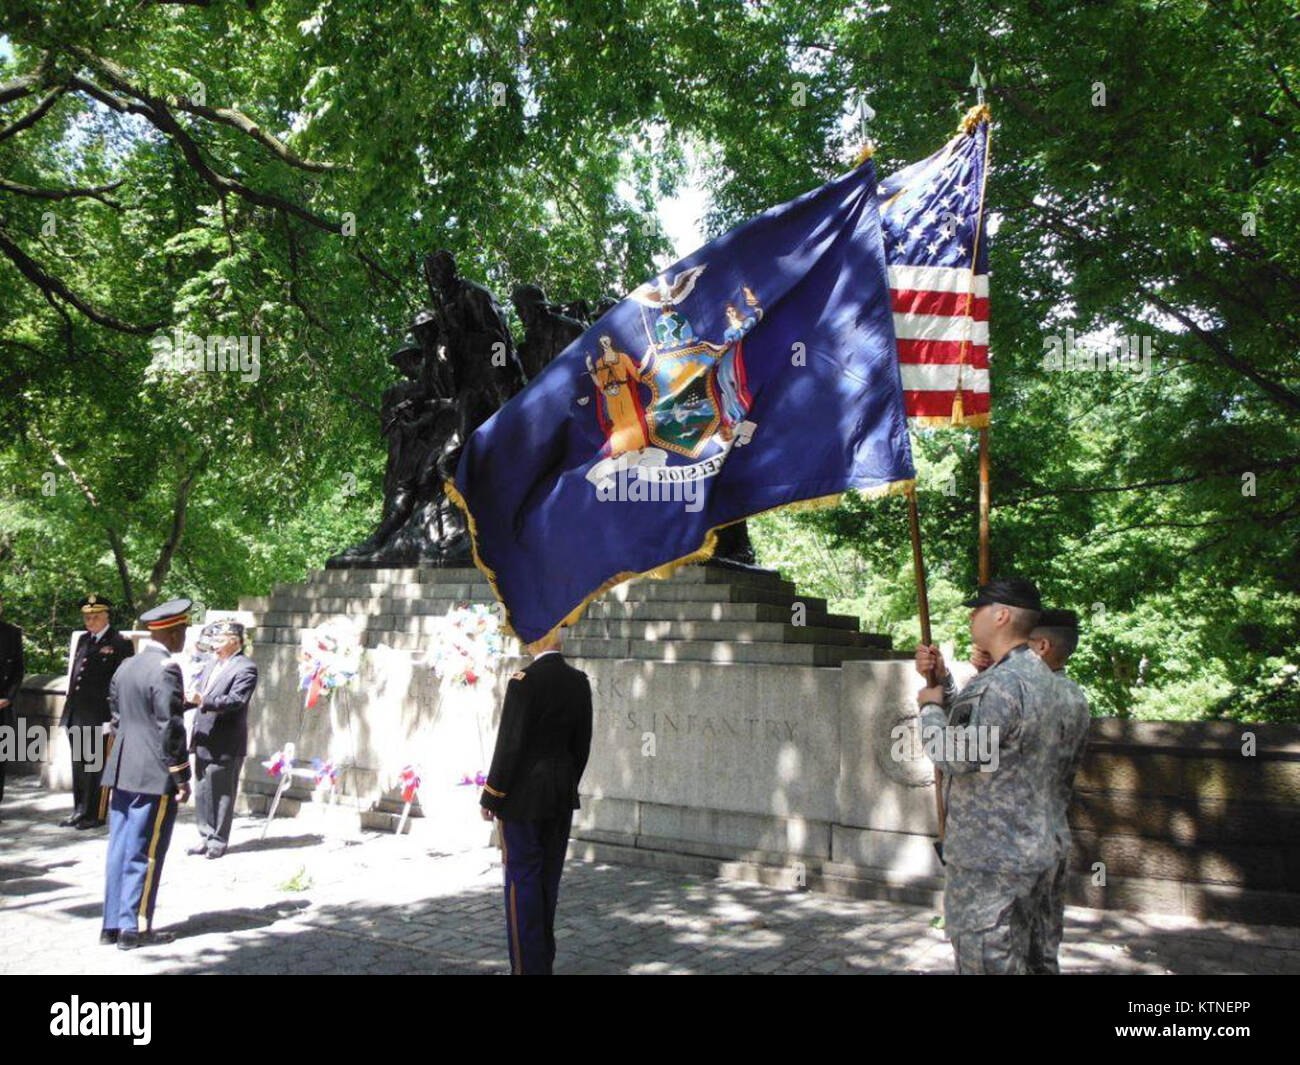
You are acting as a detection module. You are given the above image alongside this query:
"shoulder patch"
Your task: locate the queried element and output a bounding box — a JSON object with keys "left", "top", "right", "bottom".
{"left": 511, "top": 670, "right": 527, "bottom": 681}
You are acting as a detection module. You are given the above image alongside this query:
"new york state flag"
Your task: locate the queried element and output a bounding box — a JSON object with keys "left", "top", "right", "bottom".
{"left": 450, "top": 157, "right": 916, "bottom": 642}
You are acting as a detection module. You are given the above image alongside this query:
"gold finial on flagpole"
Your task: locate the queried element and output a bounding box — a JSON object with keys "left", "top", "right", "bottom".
{"left": 961, "top": 62, "right": 990, "bottom": 134}
{"left": 852, "top": 90, "right": 876, "bottom": 166}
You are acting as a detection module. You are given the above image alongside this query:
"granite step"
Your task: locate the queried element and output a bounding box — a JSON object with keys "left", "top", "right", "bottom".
{"left": 581, "top": 598, "right": 860, "bottom": 630}
{"left": 256, "top": 583, "right": 826, "bottom": 616}
{"left": 278, "top": 570, "right": 794, "bottom": 602}
{"left": 251, "top": 609, "right": 874, "bottom": 645}
{"left": 255, "top": 627, "right": 886, "bottom": 663}
{"left": 561, "top": 637, "right": 891, "bottom": 666}
{"left": 602, "top": 582, "right": 826, "bottom": 610}
{"left": 271, "top": 580, "right": 490, "bottom": 600}
{"left": 568, "top": 619, "right": 885, "bottom": 647}
{"left": 306, "top": 566, "right": 485, "bottom": 585}
{"left": 257, "top": 594, "right": 500, "bottom": 616}
{"left": 248, "top": 602, "right": 867, "bottom": 636}
{"left": 300, "top": 564, "right": 793, "bottom": 590}
{"left": 250, "top": 612, "right": 882, "bottom": 648}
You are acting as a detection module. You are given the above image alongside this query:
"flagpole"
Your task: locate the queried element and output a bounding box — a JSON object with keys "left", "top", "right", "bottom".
{"left": 961, "top": 92, "right": 994, "bottom": 585}
{"left": 978, "top": 427, "right": 991, "bottom": 583}
{"left": 906, "top": 484, "right": 945, "bottom": 841}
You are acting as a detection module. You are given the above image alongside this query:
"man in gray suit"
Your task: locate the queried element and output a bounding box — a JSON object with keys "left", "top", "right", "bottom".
{"left": 185, "top": 620, "right": 258, "bottom": 858}
{"left": 101, "top": 599, "right": 192, "bottom": 950}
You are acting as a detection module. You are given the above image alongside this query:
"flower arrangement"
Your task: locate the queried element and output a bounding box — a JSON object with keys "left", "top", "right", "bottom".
{"left": 312, "top": 759, "right": 338, "bottom": 789}
{"left": 458, "top": 772, "right": 488, "bottom": 788}
{"left": 399, "top": 765, "right": 421, "bottom": 804}
{"left": 266, "top": 749, "right": 291, "bottom": 777}
{"left": 298, "top": 618, "right": 362, "bottom": 709}
{"left": 427, "top": 603, "right": 505, "bottom": 688}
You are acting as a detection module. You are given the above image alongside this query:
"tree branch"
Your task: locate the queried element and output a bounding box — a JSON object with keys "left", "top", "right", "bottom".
{"left": 0, "top": 86, "right": 64, "bottom": 143}
{"left": 68, "top": 50, "right": 343, "bottom": 234}
{"left": 0, "top": 227, "right": 161, "bottom": 333}
{"left": 999, "top": 457, "right": 1300, "bottom": 508}
{"left": 137, "top": 455, "right": 208, "bottom": 612}
{"left": 0, "top": 175, "right": 123, "bottom": 207}
{"left": 171, "top": 94, "right": 348, "bottom": 172}
{"left": 29, "top": 424, "right": 137, "bottom": 615}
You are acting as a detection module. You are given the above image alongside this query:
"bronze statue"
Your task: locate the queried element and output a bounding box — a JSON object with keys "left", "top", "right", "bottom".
{"left": 513, "top": 284, "right": 586, "bottom": 379}
{"left": 328, "top": 251, "right": 761, "bottom": 570}
{"left": 562, "top": 298, "right": 592, "bottom": 325}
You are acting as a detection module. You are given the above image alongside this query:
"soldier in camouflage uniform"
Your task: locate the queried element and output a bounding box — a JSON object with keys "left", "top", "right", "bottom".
{"left": 915, "top": 578, "right": 1064, "bottom": 975}
{"left": 1025, "top": 608, "right": 1090, "bottom": 974}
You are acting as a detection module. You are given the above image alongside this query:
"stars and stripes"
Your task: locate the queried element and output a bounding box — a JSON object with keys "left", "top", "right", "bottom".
{"left": 879, "top": 107, "right": 991, "bottom": 427}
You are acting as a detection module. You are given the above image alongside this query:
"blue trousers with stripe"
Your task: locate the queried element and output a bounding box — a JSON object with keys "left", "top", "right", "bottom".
{"left": 499, "top": 813, "right": 572, "bottom": 975}
{"left": 103, "top": 789, "right": 177, "bottom": 934}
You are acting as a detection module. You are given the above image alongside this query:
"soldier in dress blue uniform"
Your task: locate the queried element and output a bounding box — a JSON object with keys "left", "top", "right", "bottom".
{"left": 100, "top": 599, "right": 193, "bottom": 950}
{"left": 479, "top": 627, "right": 593, "bottom": 975}
{"left": 60, "top": 595, "right": 133, "bottom": 829}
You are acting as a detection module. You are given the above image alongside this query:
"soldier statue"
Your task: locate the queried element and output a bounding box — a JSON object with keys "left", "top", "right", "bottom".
{"left": 513, "top": 284, "right": 586, "bottom": 379}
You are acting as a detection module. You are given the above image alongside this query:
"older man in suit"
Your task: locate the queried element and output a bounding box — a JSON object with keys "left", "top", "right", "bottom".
{"left": 101, "top": 599, "right": 192, "bottom": 950}
{"left": 185, "top": 620, "right": 258, "bottom": 859}
{"left": 61, "top": 595, "right": 133, "bottom": 829}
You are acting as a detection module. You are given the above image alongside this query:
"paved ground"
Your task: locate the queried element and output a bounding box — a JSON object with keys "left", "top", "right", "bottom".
{"left": 3, "top": 778, "right": 1298, "bottom": 975}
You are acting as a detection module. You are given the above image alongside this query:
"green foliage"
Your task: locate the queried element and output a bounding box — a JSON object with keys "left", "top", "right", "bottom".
{"left": 0, "top": 2, "right": 1296, "bottom": 721}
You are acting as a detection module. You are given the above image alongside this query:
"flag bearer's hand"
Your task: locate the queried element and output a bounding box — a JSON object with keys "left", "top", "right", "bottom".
{"left": 914, "top": 644, "right": 948, "bottom": 681}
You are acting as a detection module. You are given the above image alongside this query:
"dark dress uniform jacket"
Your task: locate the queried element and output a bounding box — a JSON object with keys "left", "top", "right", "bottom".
{"left": 190, "top": 653, "right": 258, "bottom": 761}
{"left": 103, "top": 642, "right": 192, "bottom": 796}
{"left": 61, "top": 628, "right": 133, "bottom": 727}
{"left": 480, "top": 653, "right": 593, "bottom": 821}
{"left": 0, "top": 620, "right": 22, "bottom": 720}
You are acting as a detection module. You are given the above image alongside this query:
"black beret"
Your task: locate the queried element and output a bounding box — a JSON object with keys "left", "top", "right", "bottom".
{"left": 961, "top": 578, "right": 1043, "bottom": 613}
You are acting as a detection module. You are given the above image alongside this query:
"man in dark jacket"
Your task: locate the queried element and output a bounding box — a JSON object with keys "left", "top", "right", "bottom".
{"left": 60, "top": 595, "right": 133, "bottom": 828}
{"left": 479, "top": 627, "right": 592, "bottom": 975}
{"left": 185, "top": 620, "right": 258, "bottom": 858}
{"left": 0, "top": 593, "right": 25, "bottom": 810}
{"left": 101, "top": 599, "right": 192, "bottom": 950}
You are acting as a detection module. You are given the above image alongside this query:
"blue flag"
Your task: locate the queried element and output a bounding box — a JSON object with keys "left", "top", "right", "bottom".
{"left": 450, "top": 158, "right": 915, "bottom": 642}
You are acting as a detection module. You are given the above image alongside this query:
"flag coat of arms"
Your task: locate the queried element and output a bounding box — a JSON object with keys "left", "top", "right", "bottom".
{"left": 450, "top": 158, "right": 916, "bottom": 642}
{"left": 879, "top": 106, "right": 991, "bottom": 427}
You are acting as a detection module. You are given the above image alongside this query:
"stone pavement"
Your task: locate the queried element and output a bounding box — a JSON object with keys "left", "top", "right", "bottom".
{"left": 2, "top": 778, "right": 1298, "bottom": 975}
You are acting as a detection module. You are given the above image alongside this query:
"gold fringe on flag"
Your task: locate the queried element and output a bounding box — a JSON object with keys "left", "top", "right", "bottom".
{"left": 959, "top": 102, "right": 991, "bottom": 135}
{"left": 853, "top": 141, "right": 875, "bottom": 167}
{"left": 444, "top": 476, "right": 915, "bottom": 643}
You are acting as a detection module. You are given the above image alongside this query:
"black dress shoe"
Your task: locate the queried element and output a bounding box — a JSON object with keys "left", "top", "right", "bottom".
{"left": 118, "top": 929, "right": 175, "bottom": 951}
{"left": 205, "top": 848, "right": 225, "bottom": 860}
{"left": 75, "top": 818, "right": 105, "bottom": 830}
{"left": 186, "top": 844, "right": 208, "bottom": 856}
{"left": 59, "top": 815, "right": 82, "bottom": 828}
{"left": 99, "top": 929, "right": 119, "bottom": 945}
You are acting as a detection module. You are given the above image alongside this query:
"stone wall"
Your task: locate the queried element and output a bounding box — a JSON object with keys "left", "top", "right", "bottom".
{"left": 14, "top": 629, "right": 1300, "bottom": 927}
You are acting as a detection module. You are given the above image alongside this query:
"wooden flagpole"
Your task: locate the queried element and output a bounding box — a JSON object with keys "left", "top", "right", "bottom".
{"left": 969, "top": 88, "right": 993, "bottom": 586}
{"left": 978, "top": 426, "right": 991, "bottom": 583}
{"left": 907, "top": 484, "right": 945, "bottom": 840}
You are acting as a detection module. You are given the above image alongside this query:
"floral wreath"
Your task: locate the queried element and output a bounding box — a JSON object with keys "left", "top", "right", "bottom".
{"left": 298, "top": 618, "right": 362, "bottom": 708}
{"left": 427, "top": 603, "right": 505, "bottom": 688}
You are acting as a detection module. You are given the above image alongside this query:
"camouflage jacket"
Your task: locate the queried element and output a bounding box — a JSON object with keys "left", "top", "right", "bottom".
{"left": 1048, "top": 670, "right": 1091, "bottom": 860}
{"left": 919, "top": 645, "right": 1062, "bottom": 874}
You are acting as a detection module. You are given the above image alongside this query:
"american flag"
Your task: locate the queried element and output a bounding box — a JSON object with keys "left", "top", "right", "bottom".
{"left": 879, "top": 108, "right": 990, "bottom": 427}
